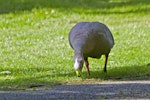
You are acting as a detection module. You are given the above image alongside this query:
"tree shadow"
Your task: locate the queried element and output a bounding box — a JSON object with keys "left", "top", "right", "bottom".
{"left": 0, "top": 0, "right": 149, "bottom": 14}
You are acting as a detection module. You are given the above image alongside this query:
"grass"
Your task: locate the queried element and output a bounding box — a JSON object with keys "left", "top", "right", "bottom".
{"left": 0, "top": 0, "right": 150, "bottom": 90}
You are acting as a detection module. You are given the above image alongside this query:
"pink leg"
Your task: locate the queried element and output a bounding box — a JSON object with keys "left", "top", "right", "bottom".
{"left": 85, "top": 60, "right": 90, "bottom": 75}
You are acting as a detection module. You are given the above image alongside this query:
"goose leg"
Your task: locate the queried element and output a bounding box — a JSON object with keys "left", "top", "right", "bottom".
{"left": 104, "top": 54, "right": 109, "bottom": 72}
{"left": 85, "top": 60, "right": 90, "bottom": 75}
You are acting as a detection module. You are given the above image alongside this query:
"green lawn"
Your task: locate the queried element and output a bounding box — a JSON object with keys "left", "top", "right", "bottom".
{"left": 0, "top": 0, "right": 150, "bottom": 90}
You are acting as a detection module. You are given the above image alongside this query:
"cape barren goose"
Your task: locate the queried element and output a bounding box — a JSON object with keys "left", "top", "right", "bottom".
{"left": 68, "top": 22, "right": 114, "bottom": 77}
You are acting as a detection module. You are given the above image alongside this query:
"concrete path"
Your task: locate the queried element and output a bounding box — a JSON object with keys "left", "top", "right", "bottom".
{"left": 0, "top": 81, "right": 150, "bottom": 100}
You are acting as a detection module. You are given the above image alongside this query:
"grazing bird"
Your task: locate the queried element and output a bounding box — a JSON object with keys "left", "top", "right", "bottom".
{"left": 68, "top": 22, "right": 114, "bottom": 77}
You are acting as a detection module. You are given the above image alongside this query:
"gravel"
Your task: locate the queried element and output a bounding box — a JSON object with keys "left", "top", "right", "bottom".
{"left": 0, "top": 81, "right": 150, "bottom": 100}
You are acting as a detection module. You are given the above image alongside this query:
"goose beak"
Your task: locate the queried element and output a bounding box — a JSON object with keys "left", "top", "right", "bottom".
{"left": 76, "top": 70, "right": 82, "bottom": 77}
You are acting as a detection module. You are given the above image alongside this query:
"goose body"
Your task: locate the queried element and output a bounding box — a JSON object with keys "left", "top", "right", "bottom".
{"left": 69, "top": 22, "right": 114, "bottom": 76}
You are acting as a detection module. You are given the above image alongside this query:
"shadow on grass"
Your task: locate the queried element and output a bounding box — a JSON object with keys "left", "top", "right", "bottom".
{"left": 61, "top": 64, "right": 150, "bottom": 81}
{"left": 0, "top": 75, "right": 62, "bottom": 91}
{"left": 89, "top": 65, "right": 150, "bottom": 80}
{"left": 0, "top": 0, "right": 149, "bottom": 14}
{"left": 0, "top": 64, "right": 149, "bottom": 90}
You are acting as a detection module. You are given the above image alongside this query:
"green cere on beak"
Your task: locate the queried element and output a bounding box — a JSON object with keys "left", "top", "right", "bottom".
{"left": 76, "top": 70, "right": 82, "bottom": 77}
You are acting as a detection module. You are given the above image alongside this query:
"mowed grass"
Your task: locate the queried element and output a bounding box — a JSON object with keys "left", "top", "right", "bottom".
{"left": 0, "top": 0, "right": 150, "bottom": 90}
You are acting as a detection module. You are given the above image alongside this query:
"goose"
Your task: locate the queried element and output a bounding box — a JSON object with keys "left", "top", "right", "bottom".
{"left": 68, "top": 22, "right": 114, "bottom": 77}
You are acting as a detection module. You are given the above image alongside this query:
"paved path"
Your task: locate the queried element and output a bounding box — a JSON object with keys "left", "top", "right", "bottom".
{"left": 0, "top": 81, "right": 150, "bottom": 100}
